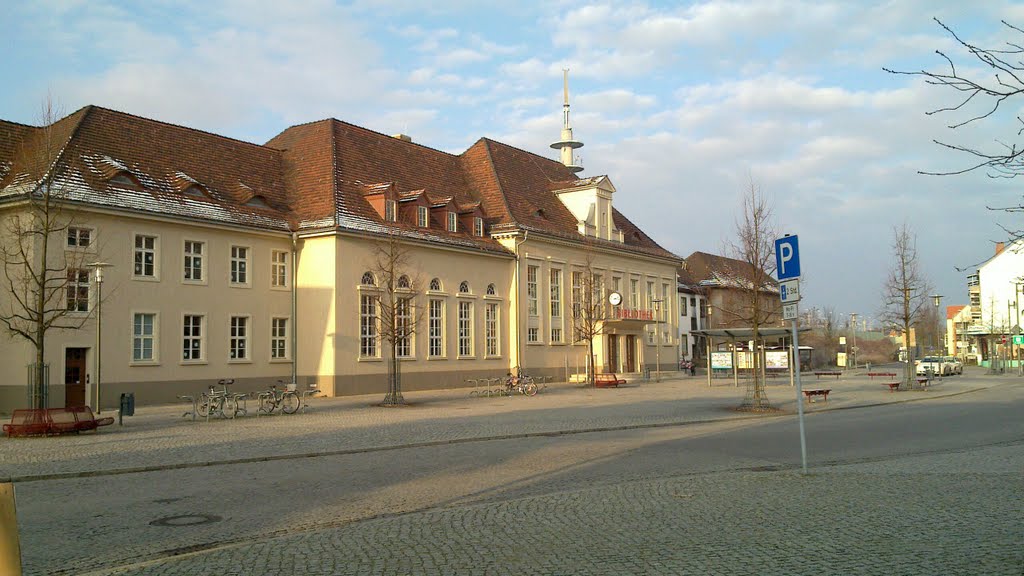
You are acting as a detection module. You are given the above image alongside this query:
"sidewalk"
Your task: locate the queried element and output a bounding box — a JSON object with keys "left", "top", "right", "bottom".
{"left": 0, "top": 368, "right": 1005, "bottom": 482}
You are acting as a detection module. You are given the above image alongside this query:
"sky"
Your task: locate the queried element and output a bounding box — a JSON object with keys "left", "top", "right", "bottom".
{"left": 4, "top": 0, "right": 1024, "bottom": 328}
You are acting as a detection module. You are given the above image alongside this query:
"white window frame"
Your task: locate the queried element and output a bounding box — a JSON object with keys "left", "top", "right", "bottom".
{"left": 183, "top": 240, "right": 206, "bottom": 284}
{"left": 458, "top": 300, "right": 473, "bottom": 357}
{"left": 360, "top": 292, "right": 379, "bottom": 359}
{"left": 66, "top": 268, "right": 90, "bottom": 313}
{"left": 385, "top": 199, "right": 397, "bottom": 222}
{"left": 67, "top": 226, "right": 93, "bottom": 249}
{"left": 182, "top": 313, "right": 205, "bottom": 363}
{"left": 396, "top": 297, "right": 413, "bottom": 359}
{"left": 271, "top": 250, "right": 289, "bottom": 289}
{"left": 132, "top": 234, "right": 159, "bottom": 280}
{"left": 630, "top": 277, "right": 639, "bottom": 309}
{"left": 418, "top": 206, "right": 429, "bottom": 228}
{"left": 131, "top": 311, "right": 159, "bottom": 364}
{"left": 230, "top": 245, "right": 250, "bottom": 287}
{"left": 271, "top": 317, "right": 289, "bottom": 361}
{"left": 447, "top": 211, "right": 457, "bottom": 232}
{"left": 229, "top": 315, "right": 250, "bottom": 362}
{"left": 485, "top": 301, "right": 500, "bottom": 357}
{"left": 527, "top": 264, "right": 539, "bottom": 317}
{"left": 428, "top": 298, "right": 445, "bottom": 358}
{"left": 474, "top": 217, "right": 484, "bottom": 237}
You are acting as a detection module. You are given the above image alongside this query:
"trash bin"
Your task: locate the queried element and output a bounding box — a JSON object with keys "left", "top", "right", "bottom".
{"left": 119, "top": 393, "right": 135, "bottom": 425}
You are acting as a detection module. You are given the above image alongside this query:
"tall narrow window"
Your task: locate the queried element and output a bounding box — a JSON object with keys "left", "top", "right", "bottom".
{"left": 485, "top": 302, "right": 499, "bottom": 356}
{"left": 231, "top": 246, "right": 249, "bottom": 285}
{"left": 448, "top": 212, "right": 457, "bottom": 232}
{"left": 360, "top": 294, "right": 378, "bottom": 358}
{"left": 184, "top": 240, "right": 204, "bottom": 282}
{"left": 133, "top": 313, "right": 156, "bottom": 362}
{"left": 134, "top": 235, "right": 156, "bottom": 278}
{"left": 66, "top": 269, "right": 90, "bottom": 312}
{"left": 429, "top": 299, "right": 444, "bottom": 357}
{"left": 458, "top": 301, "right": 473, "bottom": 356}
{"left": 550, "top": 269, "right": 562, "bottom": 317}
{"left": 680, "top": 296, "right": 687, "bottom": 316}
{"left": 396, "top": 298, "right": 412, "bottom": 358}
{"left": 418, "top": 206, "right": 429, "bottom": 228}
{"left": 230, "top": 316, "right": 248, "bottom": 360}
{"left": 183, "top": 315, "right": 203, "bottom": 361}
{"left": 571, "top": 271, "right": 583, "bottom": 319}
{"left": 662, "top": 283, "right": 670, "bottom": 321}
{"left": 271, "top": 318, "right": 288, "bottom": 359}
{"left": 647, "top": 281, "right": 655, "bottom": 308}
{"left": 527, "top": 265, "right": 539, "bottom": 317}
{"left": 385, "top": 199, "right": 397, "bottom": 222}
{"left": 474, "top": 217, "right": 484, "bottom": 237}
{"left": 271, "top": 250, "right": 288, "bottom": 288}
{"left": 630, "top": 278, "right": 639, "bottom": 308}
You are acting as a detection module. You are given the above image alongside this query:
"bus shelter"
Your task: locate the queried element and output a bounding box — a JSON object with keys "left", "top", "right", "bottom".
{"left": 692, "top": 327, "right": 811, "bottom": 388}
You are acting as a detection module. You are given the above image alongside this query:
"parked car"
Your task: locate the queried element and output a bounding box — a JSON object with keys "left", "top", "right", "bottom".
{"left": 943, "top": 356, "right": 963, "bottom": 375}
{"left": 915, "top": 356, "right": 946, "bottom": 376}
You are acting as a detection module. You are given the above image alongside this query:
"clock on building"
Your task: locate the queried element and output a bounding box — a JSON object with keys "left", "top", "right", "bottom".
{"left": 608, "top": 291, "right": 622, "bottom": 306}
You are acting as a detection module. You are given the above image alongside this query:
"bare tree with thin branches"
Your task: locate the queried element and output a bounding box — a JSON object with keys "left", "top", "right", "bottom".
{"left": 367, "top": 229, "right": 424, "bottom": 406}
{"left": 571, "top": 245, "right": 610, "bottom": 387}
{"left": 879, "top": 223, "right": 933, "bottom": 389}
{"left": 1, "top": 97, "right": 96, "bottom": 409}
{"left": 723, "top": 179, "right": 779, "bottom": 411}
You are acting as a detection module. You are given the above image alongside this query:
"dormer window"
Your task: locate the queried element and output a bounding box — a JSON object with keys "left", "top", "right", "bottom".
{"left": 418, "top": 206, "right": 429, "bottom": 228}
{"left": 109, "top": 172, "right": 140, "bottom": 187}
{"left": 385, "top": 200, "right": 397, "bottom": 222}
{"left": 447, "top": 212, "right": 457, "bottom": 232}
{"left": 246, "top": 196, "right": 270, "bottom": 208}
{"left": 474, "top": 217, "right": 484, "bottom": 237}
{"left": 183, "top": 185, "right": 207, "bottom": 198}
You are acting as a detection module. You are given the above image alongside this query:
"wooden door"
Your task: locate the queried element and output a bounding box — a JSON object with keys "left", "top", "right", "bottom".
{"left": 65, "top": 348, "right": 87, "bottom": 407}
{"left": 607, "top": 335, "right": 619, "bottom": 373}
{"left": 625, "top": 335, "right": 636, "bottom": 373}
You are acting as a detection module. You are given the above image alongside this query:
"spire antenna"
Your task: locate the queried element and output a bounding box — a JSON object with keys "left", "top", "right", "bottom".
{"left": 550, "top": 68, "right": 584, "bottom": 173}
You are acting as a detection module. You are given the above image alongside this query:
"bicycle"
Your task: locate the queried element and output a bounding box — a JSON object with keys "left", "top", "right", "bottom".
{"left": 257, "top": 381, "right": 300, "bottom": 415}
{"left": 197, "top": 379, "right": 246, "bottom": 419}
{"left": 503, "top": 371, "right": 538, "bottom": 396}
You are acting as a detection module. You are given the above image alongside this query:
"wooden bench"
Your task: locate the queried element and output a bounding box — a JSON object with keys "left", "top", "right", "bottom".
{"left": 594, "top": 373, "right": 626, "bottom": 388}
{"left": 867, "top": 372, "right": 897, "bottom": 380}
{"left": 3, "top": 409, "right": 50, "bottom": 437}
{"left": 882, "top": 382, "right": 900, "bottom": 392}
{"left": 813, "top": 371, "right": 842, "bottom": 379}
{"left": 802, "top": 389, "right": 831, "bottom": 403}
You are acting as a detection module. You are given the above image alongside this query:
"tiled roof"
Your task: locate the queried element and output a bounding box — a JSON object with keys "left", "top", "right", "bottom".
{"left": 685, "top": 251, "right": 779, "bottom": 292}
{"left": 0, "top": 106, "right": 292, "bottom": 231}
{"left": 0, "top": 106, "right": 677, "bottom": 261}
{"left": 946, "top": 305, "right": 966, "bottom": 320}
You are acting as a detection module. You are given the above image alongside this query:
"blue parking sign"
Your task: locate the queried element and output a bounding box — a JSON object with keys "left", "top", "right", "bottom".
{"left": 775, "top": 235, "right": 800, "bottom": 280}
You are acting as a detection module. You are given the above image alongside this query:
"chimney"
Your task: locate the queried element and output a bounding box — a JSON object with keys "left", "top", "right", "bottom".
{"left": 392, "top": 134, "right": 412, "bottom": 143}
{"left": 996, "top": 242, "right": 1005, "bottom": 255}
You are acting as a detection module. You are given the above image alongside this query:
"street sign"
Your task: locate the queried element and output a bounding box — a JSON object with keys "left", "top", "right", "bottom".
{"left": 1014, "top": 335, "right": 1024, "bottom": 345}
{"left": 774, "top": 235, "right": 800, "bottom": 280}
{"left": 779, "top": 279, "right": 800, "bottom": 303}
{"left": 782, "top": 302, "right": 798, "bottom": 320}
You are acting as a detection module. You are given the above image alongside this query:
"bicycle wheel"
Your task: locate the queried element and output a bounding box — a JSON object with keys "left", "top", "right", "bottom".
{"left": 281, "top": 391, "right": 300, "bottom": 414}
{"left": 196, "top": 393, "right": 211, "bottom": 418}
{"left": 257, "top": 394, "right": 275, "bottom": 415}
{"left": 224, "top": 396, "right": 237, "bottom": 419}
{"left": 523, "top": 382, "right": 539, "bottom": 396}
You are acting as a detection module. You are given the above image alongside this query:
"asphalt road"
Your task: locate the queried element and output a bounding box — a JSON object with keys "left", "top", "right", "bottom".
{"left": 14, "top": 382, "right": 1024, "bottom": 575}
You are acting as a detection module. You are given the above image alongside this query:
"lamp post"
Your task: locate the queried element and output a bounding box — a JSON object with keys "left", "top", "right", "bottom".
{"left": 87, "top": 262, "right": 112, "bottom": 413}
{"left": 931, "top": 294, "right": 943, "bottom": 358}
{"left": 652, "top": 299, "right": 663, "bottom": 382}
{"left": 849, "top": 312, "right": 858, "bottom": 370}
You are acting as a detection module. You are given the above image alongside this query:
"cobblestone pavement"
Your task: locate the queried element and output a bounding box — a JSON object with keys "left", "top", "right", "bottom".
{"left": 0, "top": 369, "right": 999, "bottom": 480}
{"left": 94, "top": 443, "right": 1023, "bottom": 576}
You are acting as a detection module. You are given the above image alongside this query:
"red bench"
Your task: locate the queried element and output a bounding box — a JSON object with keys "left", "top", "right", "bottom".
{"left": 802, "top": 389, "right": 831, "bottom": 403}
{"left": 813, "top": 371, "right": 842, "bottom": 379}
{"left": 868, "top": 372, "right": 897, "bottom": 380}
{"left": 594, "top": 373, "right": 626, "bottom": 388}
{"left": 882, "top": 382, "right": 900, "bottom": 392}
{"left": 3, "top": 407, "right": 114, "bottom": 437}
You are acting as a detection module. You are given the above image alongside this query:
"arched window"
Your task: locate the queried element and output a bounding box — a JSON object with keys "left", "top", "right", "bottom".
{"left": 397, "top": 275, "right": 410, "bottom": 289}
{"left": 361, "top": 272, "right": 376, "bottom": 286}
{"left": 459, "top": 281, "right": 470, "bottom": 294}
{"left": 109, "top": 171, "right": 140, "bottom": 187}
{"left": 429, "top": 278, "right": 441, "bottom": 291}
{"left": 486, "top": 283, "right": 496, "bottom": 295}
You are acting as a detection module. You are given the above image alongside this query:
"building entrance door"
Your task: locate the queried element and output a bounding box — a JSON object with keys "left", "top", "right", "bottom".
{"left": 625, "top": 335, "right": 636, "bottom": 373}
{"left": 608, "top": 335, "right": 619, "bottom": 373}
{"left": 65, "top": 348, "right": 88, "bottom": 407}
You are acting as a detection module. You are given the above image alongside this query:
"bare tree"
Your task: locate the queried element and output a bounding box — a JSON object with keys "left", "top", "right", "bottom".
{"left": 571, "top": 246, "right": 610, "bottom": 387}
{"left": 367, "top": 230, "right": 424, "bottom": 406}
{"left": 723, "top": 179, "right": 779, "bottom": 411}
{"left": 879, "top": 223, "right": 933, "bottom": 388}
{"left": 0, "top": 97, "right": 94, "bottom": 409}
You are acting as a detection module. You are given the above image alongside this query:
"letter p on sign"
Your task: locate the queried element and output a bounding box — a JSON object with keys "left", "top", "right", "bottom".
{"left": 775, "top": 235, "right": 800, "bottom": 281}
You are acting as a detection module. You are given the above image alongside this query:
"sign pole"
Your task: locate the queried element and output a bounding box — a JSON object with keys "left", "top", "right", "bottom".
{"left": 775, "top": 234, "right": 807, "bottom": 475}
{"left": 792, "top": 309, "right": 807, "bottom": 475}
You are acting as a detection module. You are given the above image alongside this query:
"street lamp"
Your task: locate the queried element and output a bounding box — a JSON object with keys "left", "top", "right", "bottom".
{"left": 652, "top": 299, "right": 663, "bottom": 382}
{"left": 931, "top": 294, "right": 943, "bottom": 357}
{"left": 87, "top": 262, "right": 113, "bottom": 413}
{"left": 850, "top": 312, "right": 858, "bottom": 370}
